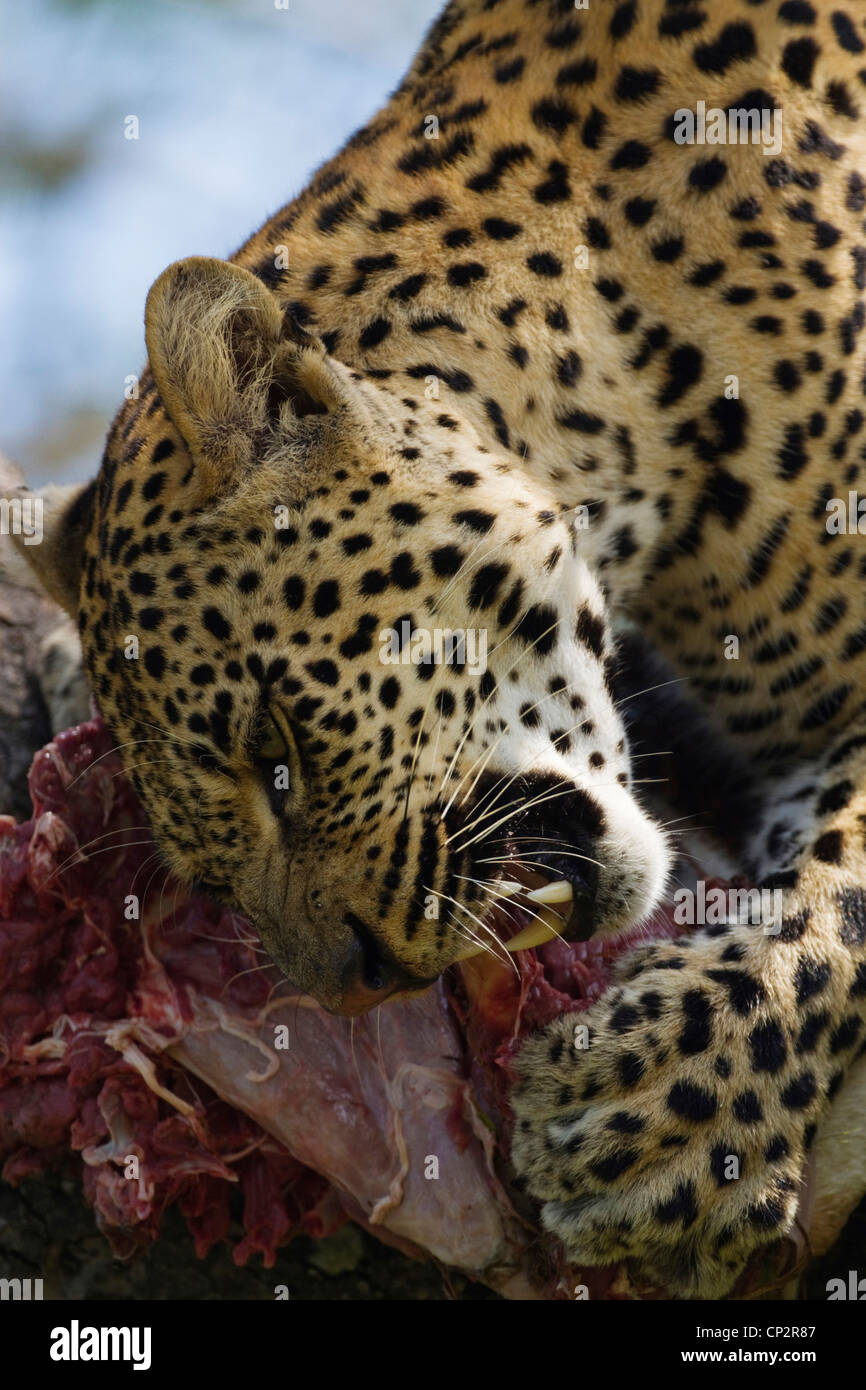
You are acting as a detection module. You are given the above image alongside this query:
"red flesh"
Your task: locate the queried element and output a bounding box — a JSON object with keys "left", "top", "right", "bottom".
{"left": 0, "top": 718, "right": 780, "bottom": 1297}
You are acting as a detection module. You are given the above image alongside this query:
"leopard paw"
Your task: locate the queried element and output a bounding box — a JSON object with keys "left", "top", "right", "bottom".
{"left": 511, "top": 930, "right": 813, "bottom": 1297}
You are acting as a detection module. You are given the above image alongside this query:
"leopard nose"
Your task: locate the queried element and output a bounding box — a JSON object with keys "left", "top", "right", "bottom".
{"left": 339, "top": 913, "right": 435, "bottom": 1016}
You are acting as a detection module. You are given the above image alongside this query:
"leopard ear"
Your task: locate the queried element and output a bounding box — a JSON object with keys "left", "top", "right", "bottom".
{"left": 144, "top": 257, "right": 337, "bottom": 493}
{"left": 3, "top": 479, "right": 96, "bottom": 617}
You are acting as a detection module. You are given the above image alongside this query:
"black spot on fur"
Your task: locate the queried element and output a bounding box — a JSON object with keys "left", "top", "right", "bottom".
{"left": 704, "top": 969, "right": 765, "bottom": 1016}
{"left": 589, "top": 1149, "right": 639, "bottom": 1182}
{"left": 749, "top": 1019, "right": 787, "bottom": 1073}
{"left": 732, "top": 1089, "right": 763, "bottom": 1123}
{"left": 794, "top": 958, "right": 831, "bottom": 1004}
{"left": 780, "top": 1071, "right": 817, "bottom": 1109}
{"left": 693, "top": 23, "right": 757, "bottom": 75}
{"left": 677, "top": 990, "right": 713, "bottom": 1055}
{"left": 202, "top": 607, "right": 231, "bottom": 642}
{"left": 655, "top": 1180, "right": 698, "bottom": 1227}
{"left": 618, "top": 1051, "right": 646, "bottom": 1087}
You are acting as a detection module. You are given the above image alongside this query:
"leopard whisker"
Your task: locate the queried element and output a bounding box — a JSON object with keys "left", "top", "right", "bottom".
{"left": 448, "top": 781, "right": 586, "bottom": 853}
{"left": 424, "top": 886, "right": 514, "bottom": 970}
{"left": 45, "top": 826, "right": 157, "bottom": 882}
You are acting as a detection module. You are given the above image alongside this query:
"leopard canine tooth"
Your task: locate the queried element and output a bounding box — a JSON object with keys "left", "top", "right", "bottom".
{"left": 525, "top": 880, "right": 572, "bottom": 905}
{"left": 503, "top": 906, "right": 563, "bottom": 953}
{"left": 453, "top": 906, "right": 561, "bottom": 961}
{"left": 454, "top": 888, "right": 571, "bottom": 961}
{"left": 497, "top": 879, "right": 572, "bottom": 905}
{"left": 496, "top": 880, "right": 524, "bottom": 898}
{"left": 454, "top": 907, "right": 563, "bottom": 961}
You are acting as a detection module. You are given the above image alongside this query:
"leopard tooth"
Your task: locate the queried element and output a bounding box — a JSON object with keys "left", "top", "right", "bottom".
{"left": 525, "top": 879, "right": 572, "bottom": 905}
{"left": 494, "top": 879, "right": 572, "bottom": 905}
{"left": 454, "top": 906, "right": 564, "bottom": 961}
{"left": 454, "top": 884, "right": 571, "bottom": 961}
{"left": 503, "top": 907, "right": 563, "bottom": 953}
{"left": 496, "top": 880, "right": 524, "bottom": 898}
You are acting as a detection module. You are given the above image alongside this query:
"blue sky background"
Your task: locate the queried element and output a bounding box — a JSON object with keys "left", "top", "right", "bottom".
{"left": 1, "top": 0, "right": 443, "bottom": 484}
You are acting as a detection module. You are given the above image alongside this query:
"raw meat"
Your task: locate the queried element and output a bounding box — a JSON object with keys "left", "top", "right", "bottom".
{"left": 1, "top": 717, "right": 861, "bottom": 1298}
{"left": 0, "top": 719, "right": 556, "bottom": 1295}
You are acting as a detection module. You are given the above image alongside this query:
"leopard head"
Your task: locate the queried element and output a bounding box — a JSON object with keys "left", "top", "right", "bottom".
{"left": 16, "top": 257, "right": 669, "bottom": 1014}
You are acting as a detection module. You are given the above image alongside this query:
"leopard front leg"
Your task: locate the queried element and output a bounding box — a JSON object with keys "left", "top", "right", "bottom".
{"left": 511, "top": 728, "right": 866, "bottom": 1298}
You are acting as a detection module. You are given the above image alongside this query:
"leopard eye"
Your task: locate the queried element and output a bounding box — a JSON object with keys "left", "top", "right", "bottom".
{"left": 256, "top": 710, "right": 289, "bottom": 762}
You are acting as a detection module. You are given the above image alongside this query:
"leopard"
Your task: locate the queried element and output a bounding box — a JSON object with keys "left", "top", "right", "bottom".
{"left": 9, "top": 0, "right": 866, "bottom": 1299}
